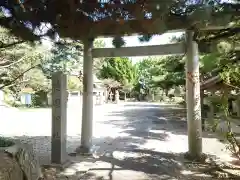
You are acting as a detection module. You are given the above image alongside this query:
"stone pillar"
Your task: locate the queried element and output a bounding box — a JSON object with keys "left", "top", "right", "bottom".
{"left": 104, "top": 89, "right": 108, "bottom": 103}
{"left": 115, "top": 90, "right": 120, "bottom": 104}
{"left": 152, "top": 93, "right": 155, "bottom": 102}
{"left": 185, "top": 30, "right": 202, "bottom": 158}
{"left": 77, "top": 38, "right": 94, "bottom": 154}
{"left": 100, "top": 92, "right": 104, "bottom": 105}
{"left": 51, "top": 71, "right": 67, "bottom": 164}
{"left": 200, "top": 90, "right": 205, "bottom": 130}
{"left": 95, "top": 94, "right": 99, "bottom": 105}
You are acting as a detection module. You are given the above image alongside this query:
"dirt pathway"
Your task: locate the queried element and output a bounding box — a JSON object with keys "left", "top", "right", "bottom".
{"left": 2, "top": 102, "right": 240, "bottom": 179}
{"left": 54, "top": 103, "right": 239, "bottom": 180}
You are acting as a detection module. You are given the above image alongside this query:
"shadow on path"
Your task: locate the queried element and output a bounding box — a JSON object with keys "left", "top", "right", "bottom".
{"left": 4, "top": 103, "right": 240, "bottom": 179}
{"left": 103, "top": 103, "right": 218, "bottom": 139}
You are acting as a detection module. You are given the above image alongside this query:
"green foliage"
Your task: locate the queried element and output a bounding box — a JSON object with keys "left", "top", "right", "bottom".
{"left": 135, "top": 55, "right": 185, "bottom": 94}
{"left": 68, "top": 76, "right": 82, "bottom": 92}
{"left": 138, "top": 34, "right": 153, "bottom": 43}
{"left": 93, "top": 39, "right": 107, "bottom": 72}
{"left": 31, "top": 90, "right": 48, "bottom": 107}
{"left": 122, "top": 79, "right": 134, "bottom": 93}
{"left": 0, "top": 137, "right": 15, "bottom": 147}
{"left": 102, "top": 78, "right": 121, "bottom": 89}
{"left": 41, "top": 40, "right": 82, "bottom": 78}
{"left": 112, "top": 36, "right": 125, "bottom": 48}
{"left": 25, "top": 68, "right": 51, "bottom": 92}
{"left": 202, "top": 32, "right": 240, "bottom": 159}
{"left": 98, "top": 57, "right": 138, "bottom": 86}
{"left": 0, "top": 1, "right": 237, "bottom": 49}
{"left": 212, "top": 89, "right": 240, "bottom": 160}
{"left": 0, "top": 36, "right": 48, "bottom": 93}
{"left": 0, "top": 27, "right": 86, "bottom": 105}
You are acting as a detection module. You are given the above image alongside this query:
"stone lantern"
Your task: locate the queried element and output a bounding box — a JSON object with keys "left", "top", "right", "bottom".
{"left": 115, "top": 90, "right": 120, "bottom": 104}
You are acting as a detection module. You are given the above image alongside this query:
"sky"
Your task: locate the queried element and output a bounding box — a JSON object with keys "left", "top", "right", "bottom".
{"left": 100, "top": 32, "right": 184, "bottom": 48}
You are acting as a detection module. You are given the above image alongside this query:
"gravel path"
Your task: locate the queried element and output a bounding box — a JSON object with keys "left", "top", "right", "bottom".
{"left": 0, "top": 102, "right": 238, "bottom": 179}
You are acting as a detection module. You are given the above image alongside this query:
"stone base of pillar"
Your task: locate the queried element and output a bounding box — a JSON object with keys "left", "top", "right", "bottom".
{"left": 184, "top": 152, "right": 207, "bottom": 162}
{"left": 74, "top": 146, "right": 93, "bottom": 156}
{"left": 50, "top": 160, "right": 72, "bottom": 169}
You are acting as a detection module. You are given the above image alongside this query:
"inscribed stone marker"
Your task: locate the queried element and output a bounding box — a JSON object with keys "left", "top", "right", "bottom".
{"left": 51, "top": 71, "right": 67, "bottom": 164}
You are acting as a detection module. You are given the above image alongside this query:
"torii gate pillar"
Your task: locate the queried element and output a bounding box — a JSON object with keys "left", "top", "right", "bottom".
{"left": 185, "top": 30, "right": 202, "bottom": 158}
{"left": 76, "top": 38, "right": 94, "bottom": 154}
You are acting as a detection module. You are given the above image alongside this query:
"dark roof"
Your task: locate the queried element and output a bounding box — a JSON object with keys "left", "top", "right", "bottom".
{"left": 200, "top": 75, "right": 222, "bottom": 90}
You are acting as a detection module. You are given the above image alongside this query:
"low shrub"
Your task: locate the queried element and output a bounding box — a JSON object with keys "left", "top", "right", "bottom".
{"left": 0, "top": 137, "right": 15, "bottom": 147}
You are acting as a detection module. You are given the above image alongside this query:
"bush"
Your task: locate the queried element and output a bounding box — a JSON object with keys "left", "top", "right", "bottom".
{"left": 32, "top": 91, "right": 48, "bottom": 107}
{"left": 178, "top": 100, "right": 186, "bottom": 107}
{"left": 0, "top": 137, "right": 15, "bottom": 147}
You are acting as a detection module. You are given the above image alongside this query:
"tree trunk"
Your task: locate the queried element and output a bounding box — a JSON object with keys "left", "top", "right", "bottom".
{"left": 165, "top": 89, "right": 169, "bottom": 96}
{"left": 105, "top": 87, "right": 111, "bottom": 103}
{"left": 152, "top": 93, "right": 155, "bottom": 101}
{"left": 237, "top": 95, "right": 240, "bottom": 117}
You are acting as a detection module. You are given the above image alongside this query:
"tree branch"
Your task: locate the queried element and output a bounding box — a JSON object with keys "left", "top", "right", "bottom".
{"left": 0, "top": 40, "right": 26, "bottom": 49}
{"left": 198, "top": 27, "right": 240, "bottom": 43}
{"left": 0, "top": 64, "right": 39, "bottom": 90}
{"left": 0, "top": 56, "right": 26, "bottom": 68}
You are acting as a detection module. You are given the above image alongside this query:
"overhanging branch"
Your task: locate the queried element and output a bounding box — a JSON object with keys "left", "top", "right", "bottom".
{"left": 0, "top": 64, "right": 39, "bottom": 90}
{"left": 0, "top": 40, "right": 26, "bottom": 49}
{"left": 197, "top": 27, "right": 240, "bottom": 43}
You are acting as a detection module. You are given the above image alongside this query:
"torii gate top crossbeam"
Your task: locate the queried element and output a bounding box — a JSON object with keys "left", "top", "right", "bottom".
{"left": 92, "top": 43, "right": 185, "bottom": 58}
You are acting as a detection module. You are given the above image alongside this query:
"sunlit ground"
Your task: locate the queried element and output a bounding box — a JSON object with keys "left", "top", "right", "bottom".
{"left": 1, "top": 102, "right": 239, "bottom": 179}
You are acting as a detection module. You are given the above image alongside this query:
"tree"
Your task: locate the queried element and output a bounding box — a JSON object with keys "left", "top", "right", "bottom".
{"left": 40, "top": 39, "right": 83, "bottom": 77}
{"left": 98, "top": 57, "right": 138, "bottom": 85}
{"left": 152, "top": 55, "right": 185, "bottom": 94}
{"left": 0, "top": 29, "right": 52, "bottom": 105}
{"left": 1, "top": 1, "right": 237, "bottom": 50}
{"left": 0, "top": 29, "right": 49, "bottom": 93}
{"left": 93, "top": 39, "right": 106, "bottom": 73}
{"left": 121, "top": 79, "right": 134, "bottom": 101}
{"left": 102, "top": 78, "right": 121, "bottom": 102}
{"left": 135, "top": 55, "right": 185, "bottom": 97}
{"left": 0, "top": 26, "right": 107, "bottom": 100}
{"left": 68, "top": 75, "right": 82, "bottom": 92}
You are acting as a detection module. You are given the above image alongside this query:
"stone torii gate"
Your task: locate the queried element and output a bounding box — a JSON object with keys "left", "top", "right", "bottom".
{"left": 0, "top": 0, "right": 235, "bottom": 166}
{"left": 51, "top": 30, "right": 202, "bottom": 164}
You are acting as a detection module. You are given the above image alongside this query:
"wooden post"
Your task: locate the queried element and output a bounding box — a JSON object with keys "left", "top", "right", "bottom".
{"left": 115, "top": 90, "right": 120, "bottom": 104}
{"left": 51, "top": 71, "right": 67, "bottom": 164}
{"left": 208, "top": 102, "right": 215, "bottom": 120}
{"left": 237, "top": 95, "right": 240, "bottom": 117}
{"left": 77, "top": 38, "right": 94, "bottom": 154}
{"left": 200, "top": 90, "right": 205, "bottom": 130}
{"left": 185, "top": 30, "right": 202, "bottom": 158}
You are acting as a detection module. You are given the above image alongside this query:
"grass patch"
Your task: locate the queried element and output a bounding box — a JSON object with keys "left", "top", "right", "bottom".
{"left": 0, "top": 137, "right": 15, "bottom": 147}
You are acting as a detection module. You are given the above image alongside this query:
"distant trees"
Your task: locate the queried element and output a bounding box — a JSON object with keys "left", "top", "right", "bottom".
{"left": 134, "top": 55, "right": 185, "bottom": 98}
